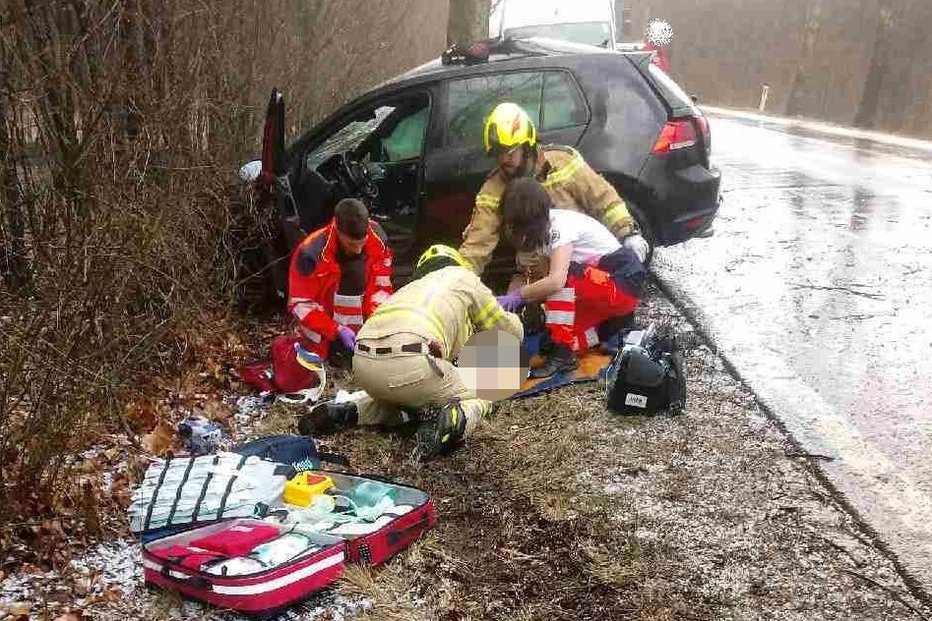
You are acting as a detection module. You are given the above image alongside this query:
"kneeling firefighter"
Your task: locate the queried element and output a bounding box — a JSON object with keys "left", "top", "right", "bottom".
{"left": 298, "top": 245, "right": 524, "bottom": 455}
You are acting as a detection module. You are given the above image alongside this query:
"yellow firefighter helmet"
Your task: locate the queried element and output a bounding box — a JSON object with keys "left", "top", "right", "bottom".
{"left": 483, "top": 102, "right": 537, "bottom": 154}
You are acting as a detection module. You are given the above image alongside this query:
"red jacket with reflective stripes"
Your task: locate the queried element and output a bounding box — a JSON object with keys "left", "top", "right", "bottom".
{"left": 286, "top": 219, "right": 393, "bottom": 343}
{"left": 643, "top": 41, "right": 670, "bottom": 72}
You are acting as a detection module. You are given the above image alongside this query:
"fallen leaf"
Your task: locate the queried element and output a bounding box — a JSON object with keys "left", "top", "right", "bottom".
{"left": 205, "top": 356, "right": 223, "bottom": 380}
{"left": 54, "top": 611, "right": 84, "bottom": 620}
{"left": 97, "top": 588, "right": 123, "bottom": 603}
{"left": 201, "top": 399, "right": 233, "bottom": 423}
{"left": 124, "top": 399, "right": 159, "bottom": 433}
{"left": 8, "top": 602, "right": 32, "bottom": 615}
{"left": 141, "top": 421, "right": 178, "bottom": 456}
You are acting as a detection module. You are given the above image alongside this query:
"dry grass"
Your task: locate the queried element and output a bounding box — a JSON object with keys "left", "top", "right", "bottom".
{"left": 338, "top": 565, "right": 429, "bottom": 621}
{"left": 0, "top": 0, "right": 446, "bottom": 539}
{"left": 58, "top": 285, "right": 932, "bottom": 620}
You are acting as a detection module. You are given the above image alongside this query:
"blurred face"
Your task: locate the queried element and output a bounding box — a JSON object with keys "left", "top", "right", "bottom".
{"left": 496, "top": 145, "right": 526, "bottom": 180}
{"left": 337, "top": 231, "right": 366, "bottom": 255}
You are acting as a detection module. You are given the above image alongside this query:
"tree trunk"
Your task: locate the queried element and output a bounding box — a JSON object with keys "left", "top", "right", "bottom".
{"left": 0, "top": 39, "right": 31, "bottom": 293}
{"left": 447, "top": 0, "right": 491, "bottom": 46}
{"left": 786, "top": 0, "right": 824, "bottom": 117}
{"left": 854, "top": 2, "right": 895, "bottom": 129}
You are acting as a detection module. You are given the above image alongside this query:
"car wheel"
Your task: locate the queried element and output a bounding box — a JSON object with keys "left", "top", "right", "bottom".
{"left": 624, "top": 201, "right": 655, "bottom": 268}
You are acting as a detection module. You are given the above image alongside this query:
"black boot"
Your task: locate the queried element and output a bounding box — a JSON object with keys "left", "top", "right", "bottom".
{"left": 297, "top": 401, "right": 359, "bottom": 436}
{"left": 418, "top": 401, "right": 467, "bottom": 458}
{"left": 529, "top": 343, "right": 578, "bottom": 379}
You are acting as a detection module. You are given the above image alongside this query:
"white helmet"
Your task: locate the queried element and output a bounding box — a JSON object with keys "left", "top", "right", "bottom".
{"left": 645, "top": 19, "right": 674, "bottom": 47}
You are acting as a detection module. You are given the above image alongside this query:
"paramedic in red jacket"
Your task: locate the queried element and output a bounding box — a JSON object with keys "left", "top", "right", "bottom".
{"left": 287, "top": 198, "right": 393, "bottom": 361}
{"left": 643, "top": 18, "right": 673, "bottom": 73}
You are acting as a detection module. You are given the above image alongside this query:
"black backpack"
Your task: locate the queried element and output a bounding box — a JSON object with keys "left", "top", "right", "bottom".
{"left": 604, "top": 325, "right": 686, "bottom": 415}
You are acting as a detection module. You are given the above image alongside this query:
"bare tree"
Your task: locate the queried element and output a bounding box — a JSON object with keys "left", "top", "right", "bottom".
{"left": 447, "top": 0, "right": 491, "bottom": 46}
{"left": 786, "top": 0, "right": 824, "bottom": 117}
{"left": 854, "top": 2, "right": 895, "bottom": 129}
{"left": 0, "top": 39, "right": 30, "bottom": 293}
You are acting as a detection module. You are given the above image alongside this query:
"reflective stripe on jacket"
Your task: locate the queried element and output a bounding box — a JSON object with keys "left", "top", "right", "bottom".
{"left": 357, "top": 265, "right": 523, "bottom": 360}
{"left": 287, "top": 219, "right": 393, "bottom": 341}
{"left": 459, "top": 145, "right": 635, "bottom": 274}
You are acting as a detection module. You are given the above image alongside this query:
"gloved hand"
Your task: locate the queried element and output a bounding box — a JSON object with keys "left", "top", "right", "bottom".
{"left": 337, "top": 325, "right": 356, "bottom": 351}
{"left": 497, "top": 292, "right": 525, "bottom": 312}
{"left": 623, "top": 233, "right": 650, "bottom": 264}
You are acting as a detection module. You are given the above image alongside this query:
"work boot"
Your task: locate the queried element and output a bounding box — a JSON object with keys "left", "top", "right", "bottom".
{"left": 418, "top": 401, "right": 467, "bottom": 458}
{"left": 297, "top": 401, "right": 359, "bottom": 436}
{"left": 529, "top": 343, "right": 578, "bottom": 379}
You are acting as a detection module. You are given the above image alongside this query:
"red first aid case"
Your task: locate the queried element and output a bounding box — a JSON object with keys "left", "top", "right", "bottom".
{"left": 142, "top": 471, "right": 434, "bottom": 615}
{"left": 143, "top": 519, "right": 345, "bottom": 615}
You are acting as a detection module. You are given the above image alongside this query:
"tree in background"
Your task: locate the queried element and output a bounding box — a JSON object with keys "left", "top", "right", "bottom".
{"left": 448, "top": 0, "right": 491, "bottom": 45}
{"left": 854, "top": 2, "right": 895, "bottom": 129}
{"left": 854, "top": 0, "right": 932, "bottom": 132}
{"left": 786, "top": 0, "right": 824, "bottom": 117}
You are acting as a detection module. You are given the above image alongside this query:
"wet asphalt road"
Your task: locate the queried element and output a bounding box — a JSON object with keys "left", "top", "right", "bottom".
{"left": 652, "top": 110, "right": 932, "bottom": 593}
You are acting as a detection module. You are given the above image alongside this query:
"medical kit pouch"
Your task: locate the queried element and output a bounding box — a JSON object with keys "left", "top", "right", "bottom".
{"left": 236, "top": 334, "right": 326, "bottom": 399}
{"left": 604, "top": 323, "right": 686, "bottom": 415}
{"left": 233, "top": 434, "right": 349, "bottom": 472}
{"left": 141, "top": 469, "right": 434, "bottom": 615}
{"left": 142, "top": 518, "right": 346, "bottom": 616}
{"left": 127, "top": 452, "right": 289, "bottom": 537}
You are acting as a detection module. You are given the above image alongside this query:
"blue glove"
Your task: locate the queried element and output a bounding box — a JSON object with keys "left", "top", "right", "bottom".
{"left": 337, "top": 325, "right": 356, "bottom": 350}
{"left": 496, "top": 292, "right": 525, "bottom": 312}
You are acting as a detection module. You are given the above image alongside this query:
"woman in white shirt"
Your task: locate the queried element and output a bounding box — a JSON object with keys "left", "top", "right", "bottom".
{"left": 497, "top": 178, "right": 647, "bottom": 378}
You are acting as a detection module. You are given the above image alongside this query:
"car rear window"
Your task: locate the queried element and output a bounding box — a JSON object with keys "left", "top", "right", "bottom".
{"left": 646, "top": 62, "right": 696, "bottom": 114}
{"left": 445, "top": 70, "right": 587, "bottom": 148}
{"left": 542, "top": 72, "right": 587, "bottom": 131}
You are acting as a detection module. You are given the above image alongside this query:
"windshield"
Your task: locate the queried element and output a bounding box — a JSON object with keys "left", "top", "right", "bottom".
{"left": 504, "top": 21, "right": 613, "bottom": 48}
{"left": 306, "top": 105, "right": 395, "bottom": 169}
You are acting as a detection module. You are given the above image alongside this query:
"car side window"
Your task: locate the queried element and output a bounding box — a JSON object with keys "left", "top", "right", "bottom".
{"left": 379, "top": 107, "right": 429, "bottom": 162}
{"left": 306, "top": 105, "right": 395, "bottom": 170}
{"left": 541, "top": 72, "right": 587, "bottom": 131}
{"left": 445, "top": 72, "right": 544, "bottom": 148}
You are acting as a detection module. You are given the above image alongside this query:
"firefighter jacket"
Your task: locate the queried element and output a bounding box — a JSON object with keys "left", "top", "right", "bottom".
{"left": 459, "top": 145, "right": 635, "bottom": 274}
{"left": 357, "top": 265, "right": 523, "bottom": 360}
{"left": 287, "top": 219, "right": 393, "bottom": 345}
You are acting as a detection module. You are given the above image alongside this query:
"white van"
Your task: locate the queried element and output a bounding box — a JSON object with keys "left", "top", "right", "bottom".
{"left": 490, "top": 0, "right": 619, "bottom": 50}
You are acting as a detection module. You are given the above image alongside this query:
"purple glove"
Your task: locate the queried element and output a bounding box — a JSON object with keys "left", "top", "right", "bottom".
{"left": 496, "top": 292, "right": 525, "bottom": 313}
{"left": 337, "top": 325, "right": 356, "bottom": 350}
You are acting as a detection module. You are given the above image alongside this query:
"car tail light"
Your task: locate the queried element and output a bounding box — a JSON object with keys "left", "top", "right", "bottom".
{"left": 684, "top": 215, "right": 708, "bottom": 230}
{"left": 652, "top": 120, "right": 697, "bottom": 153}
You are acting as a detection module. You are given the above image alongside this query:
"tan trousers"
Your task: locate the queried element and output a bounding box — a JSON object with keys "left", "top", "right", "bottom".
{"left": 352, "top": 334, "right": 492, "bottom": 437}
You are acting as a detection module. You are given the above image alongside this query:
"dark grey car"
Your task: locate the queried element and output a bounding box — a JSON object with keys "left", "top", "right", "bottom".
{"left": 248, "top": 37, "right": 720, "bottom": 287}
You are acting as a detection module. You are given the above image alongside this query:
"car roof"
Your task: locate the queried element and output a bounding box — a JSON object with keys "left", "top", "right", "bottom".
{"left": 373, "top": 37, "right": 637, "bottom": 92}
{"left": 287, "top": 40, "right": 660, "bottom": 156}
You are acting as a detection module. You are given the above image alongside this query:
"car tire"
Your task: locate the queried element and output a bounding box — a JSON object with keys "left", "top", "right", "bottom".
{"left": 624, "top": 201, "right": 655, "bottom": 268}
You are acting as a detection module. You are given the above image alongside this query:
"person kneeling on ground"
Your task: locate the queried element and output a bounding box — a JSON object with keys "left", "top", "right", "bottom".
{"left": 286, "top": 198, "right": 394, "bottom": 366}
{"left": 496, "top": 178, "right": 648, "bottom": 379}
{"left": 298, "top": 245, "right": 524, "bottom": 456}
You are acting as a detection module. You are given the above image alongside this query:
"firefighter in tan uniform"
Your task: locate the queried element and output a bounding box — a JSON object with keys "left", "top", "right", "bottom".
{"left": 298, "top": 245, "right": 523, "bottom": 456}
{"left": 459, "top": 102, "right": 649, "bottom": 282}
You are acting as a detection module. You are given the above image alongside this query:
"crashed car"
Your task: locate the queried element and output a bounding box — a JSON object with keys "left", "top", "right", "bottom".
{"left": 241, "top": 37, "right": 720, "bottom": 294}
